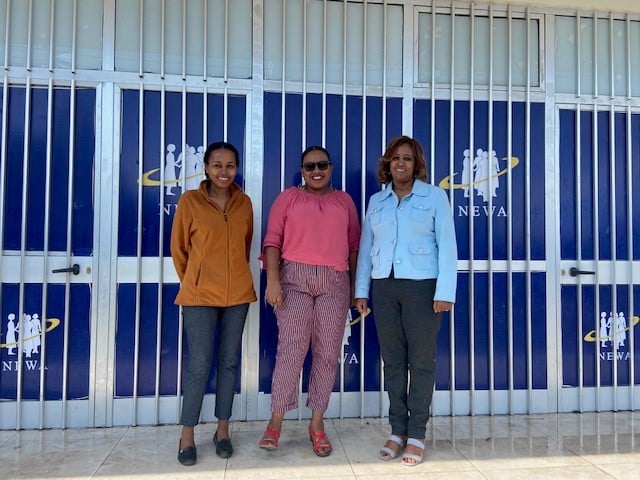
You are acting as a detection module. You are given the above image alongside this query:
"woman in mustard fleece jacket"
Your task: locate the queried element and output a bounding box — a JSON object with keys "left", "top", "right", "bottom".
{"left": 171, "top": 141, "right": 256, "bottom": 466}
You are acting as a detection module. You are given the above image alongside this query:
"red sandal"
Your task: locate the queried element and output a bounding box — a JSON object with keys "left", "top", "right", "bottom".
{"left": 308, "top": 429, "right": 332, "bottom": 457}
{"left": 258, "top": 428, "right": 280, "bottom": 451}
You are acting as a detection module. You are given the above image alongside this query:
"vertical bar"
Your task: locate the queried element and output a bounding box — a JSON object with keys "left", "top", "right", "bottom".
{"left": 381, "top": 0, "right": 387, "bottom": 151}
{"left": 487, "top": 3, "right": 495, "bottom": 416}
{"left": 223, "top": 0, "right": 229, "bottom": 140}
{"left": 39, "top": 79, "right": 55, "bottom": 429}
{"left": 625, "top": 14, "right": 635, "bottom": 411}
{"left": 506, "top": 5, "right": 514, "bottom": 415}
{"left": 576, "top": 12, "right": 585, "bottom": 413}
{"left": 132, "top": 83, "right": 145, "bottom": 426}
{"left": 429, "top": 4, "right": 435, "bottom": 179}
{"left": 182, "top": 0, "right": 186, "bottom": 80}
{"left": 61, "top": 80, "right": 78, "bottom": 428}
{"left": 280, "top": 0, "right": 286, "bottom": 192}
{"left": 0, "top": 76, "right": 9, "bottom": 422}
{"left": 16, "top": 79, "right": 33, "bottom": 430}
{"left": 71, "top": 0, "right": 77, "bottom": 73}
{"left": 26, "top": 0, "right": 33, "bottom": 71}
{"left": 138, "top": 0, "right": 144, "bottom": 77}
{"left": 322, "top": 0, "right": 327, "bottom": 148}
{"left": 48, "top": 0, "right": 55, "bottom": 71}
{"left": 468, "top": 2, "right": 476, "bottom": 416}
{"left": 525, "top": 7, "right": 533, "bottom": 413}
{"left": 301, "top": 0, "right": 307, "bottom": 153}
{"left": 3, "top": 0, "right": 10, "bottom": 69}
{"left": 341, "top": 0, "right": 347, "bottom": 190}
{"left": 154, "top": 84, "right": 167, "bottom": 425}
{"left": 608, "top": 13, "right": 618, "bottom": 411}
{"left": 360, "top": 0, "right": 368, "bottom": 420}
{"left": 203, "top": 0, "right": 208, "bottom": 81}
{"left": 593, "top": 12, "right": 602, "bottom": 411}
{"left": 161, "top": 0, "right": 166, "bottom": 79}
{"left": 445, "top": 1, "right": 456, "bottom": 418}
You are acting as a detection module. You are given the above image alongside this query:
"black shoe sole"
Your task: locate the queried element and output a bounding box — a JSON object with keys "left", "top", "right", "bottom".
{"left": 214, "top": 433, "right": 233, "bottom": 459}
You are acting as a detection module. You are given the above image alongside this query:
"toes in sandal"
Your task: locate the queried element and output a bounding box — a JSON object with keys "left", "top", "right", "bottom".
{"left": 401, "top": 438, "right": 425, "bottom": 466}
{"left": 308, "top": 429, "right": 332, "bottom": 457}
{"left": 378, "top": 434, "right": 405, "bottom": 461}
{"left": 258, "top": 428, "right": 281, "bottom": 451}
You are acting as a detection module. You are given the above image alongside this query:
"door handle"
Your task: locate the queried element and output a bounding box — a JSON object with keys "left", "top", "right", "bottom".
{"left": 52, "top": 264, "right": 80, "bottom": 275}
{"left": 569, "top": 267, "right": 595, "bottom": 277}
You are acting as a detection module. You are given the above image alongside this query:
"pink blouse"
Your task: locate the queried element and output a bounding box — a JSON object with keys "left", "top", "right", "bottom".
{"left": 263, "top": 187, "right": 361, "bottom": 271}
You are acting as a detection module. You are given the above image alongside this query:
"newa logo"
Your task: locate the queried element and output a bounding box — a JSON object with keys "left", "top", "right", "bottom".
{"left": 1, "top": 313, "right": 60, "bottom": 372}
{"left": 583, "top": 311, "right": 640, "bottom": 361}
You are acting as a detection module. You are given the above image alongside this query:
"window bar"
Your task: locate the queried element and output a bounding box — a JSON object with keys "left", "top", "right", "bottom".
{"left": 592, "top": 12, "right": 602, "bottom": 412}
{"left": 378, "top": 0, "right": 386, "bottom": 419}
{"left": 16, "top": 79, "right": 33, "bottom": 430}
{"left": 203, "top": 0, "right": 207, "bottom": 81}
{"left": 322, "top": 0, "right": 327, "bottom": 148}
{"left": 182, "top": 0, "right": 186, "bottom": 80}
{"left": 280, "top": 0, "right": 286, "bottom": 192}
{"left": 468, "top": 2, "right": 477, "bottom": 416}
{"left": 61, "top": 80, "right": 77, "bottom": 428}
{"left": 48, "top": 0, "right": 55, "bottom": 72}
{"left": 341, "top": 0, "right": 347, "bottom": 192}
{"left": 446, "top": 1, "right": 456, "bottom": 418}
{"left": 223, "top": 0, "right": 229, "bottom": 140}
{"left": 360, "top": 0, "right": 368, "bottom": 421}
{"left": 608, "top": 12, "right": 618, "bottom": 411}
{"left": 138, "top": 0, "right": 144, "bottom": 77}
{"left": 429, "top": 4, "right": 435, "bottom": 180}
{"left": 624, "top": 13, "right": 635, "bottom": 411}
{"left": 525, "top": 7, "right": 533, "bottom": 413}
{"left": 161, "top": 0, "right": 166, "bottom": 79}
{"left": 132, "top": 83, "right": 145, "bottom": 426}
{"left": 506, "top": 4, "right": 514, "bottom": 415}
{"left": 177, "top": 84, "right": 188, "bottom": 421}
{"left": 39, "top": 79, "right": 55, "bottom": 429}
{"left": 576, "top": 12, "right": 585, "bottom": 413}
{"left": 0, "top": 76, "right": 8, "bottom": 421}
{"left": 487, "top": 3, "right": 495, "bottom": 416}
{"left": 26, "top": 0, "right": 33, "bottom": 71}
{"left": 71, "top": 0, "right": 77, "bottom": 73}
{"left": 3, "top": 0, "right": 10, "bottom": 70}
{"left": 154, "top": 84, "right": 168, "bottom": 425}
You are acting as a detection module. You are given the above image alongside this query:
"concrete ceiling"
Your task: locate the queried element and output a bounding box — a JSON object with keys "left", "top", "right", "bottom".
{"left": 485, "top": 0, "right": 640, "bottom": 14}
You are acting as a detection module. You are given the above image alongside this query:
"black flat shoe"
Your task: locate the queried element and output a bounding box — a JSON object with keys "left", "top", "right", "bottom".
{"left": 177, "top": 442, "right": 197, "bottom": 466}
{"left": 213, "top": 432, "right": 233, "bottom": 458}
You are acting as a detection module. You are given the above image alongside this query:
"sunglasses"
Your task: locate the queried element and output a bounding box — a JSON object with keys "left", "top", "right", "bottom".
{"left": 302, "top": 161, "right": 331, "bottom": 172}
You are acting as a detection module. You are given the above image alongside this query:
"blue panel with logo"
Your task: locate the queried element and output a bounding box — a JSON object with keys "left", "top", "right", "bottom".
{"left": 0, "top": 283, "right": 90, "bottom": 400}
{"left": 118, "top": 89, "right": 246, "bottom": 257}
{"left": 561, "top": 285, "right": 640, "bottom": 387}
{"left": 0, "top": 86, "right": 95, "bottom": 255}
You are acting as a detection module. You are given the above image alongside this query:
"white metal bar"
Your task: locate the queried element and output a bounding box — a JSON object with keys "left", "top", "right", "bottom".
{"left": 525, "top": 7, "right": 533, "bottom": 413}
{"left": 26, "top": 0, "right": 33, "bottom": 71}
{"left": 322, "top": 0, "right": 327, "bottom": 148}
{"left": 468, "top": 3, "right": 476, "bottom": 416}
{"left": 71, "top": 0, "right": 77, "bottom": 73}
{"left": 62, "top": 79, "right": 77, "bottom": 428}
{"left": 280, "top": 0, "right": 286, "bottom": 192}
{"left": 0, "top": 76, "right": 8, "bottom": 423}
{"left": 138, "top": 0, "right": 144, "bottom": 77}
{"left": 177, "top": 84, "right": 188, "bottom": 422}
{"left": 301, "top": 0, "right": 307, "bottom": 156}
{"left": 224, "top": 0, "right": 229, "bottom": 82}
{"left": 39, "top": 79, "right": 55, "bottom": 429}
{"left": 341, "top": 0, "right": 347, "bottom": 191}
{"left": 182, "top": 0, "right": 186, "bottom": 80}
{"left": 4, "top": 0, "right": 10, "bottom": 70}
{"left": 593, "top": 12, "right": 602, "bottom": 411}
{"left": 487, "top": 3, "right": 495, "bottom": 416}
{"left": 360, "top": 0, "right": 368, "bottom": 420}
{"left": 203, "top": 0, "right": 207, "bottom": 81}
{"left": 381, "top": 0, "right": 387, "bottom": 151}
{"left": 132, "top": 83, "right": 145, "bottom": 425}
{"left": 48, "top": 0, "right": 55, "bottom": 72}
{"left": 576, "top": 12, "right": 585, "bottom": 413}
{"left": 506, "top": 4, "right": 514, "bottom": 415}
{"left": 161, "top": 0, "right": 165, "bottom": 78}
{"left": 17, "top": 79, "right": 33, "bottom": 430}
{"left": 429, "top": 5, "right": 435, "bottom": 179}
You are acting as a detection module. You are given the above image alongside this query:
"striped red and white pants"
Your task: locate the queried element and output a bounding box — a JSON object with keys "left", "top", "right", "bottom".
{"left": 270, "top": 260, "right": 351, "bottom": 414}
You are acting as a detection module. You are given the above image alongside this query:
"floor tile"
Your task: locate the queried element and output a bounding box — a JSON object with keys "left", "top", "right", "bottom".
{"left": 480, "top": 465, "right": 616, "bottom": 479}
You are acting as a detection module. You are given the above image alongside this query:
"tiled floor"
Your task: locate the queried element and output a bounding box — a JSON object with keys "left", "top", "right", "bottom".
{"left": 1, "top": 412, "right": 639, "bottom": 479}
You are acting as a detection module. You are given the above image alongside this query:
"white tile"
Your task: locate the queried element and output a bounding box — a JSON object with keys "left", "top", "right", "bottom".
{"left": 480, "top": 465, "right": 616, "bottom": 479}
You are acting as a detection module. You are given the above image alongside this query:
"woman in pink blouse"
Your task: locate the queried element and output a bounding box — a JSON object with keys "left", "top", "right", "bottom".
{"left": 258, "top": 146, "right": 360, "bottom": 457}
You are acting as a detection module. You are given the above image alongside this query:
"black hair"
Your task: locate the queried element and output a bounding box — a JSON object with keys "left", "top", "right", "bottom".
{"left": 203, "top": 141, "right": 240, "bottom": 179}
{"left": 300, "top": 145, "right": 331, "bottom": 165}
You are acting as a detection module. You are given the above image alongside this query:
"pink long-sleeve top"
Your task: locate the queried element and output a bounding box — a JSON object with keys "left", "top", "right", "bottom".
{"left": 263, "top": 186, "right": 361, "bottom": 271}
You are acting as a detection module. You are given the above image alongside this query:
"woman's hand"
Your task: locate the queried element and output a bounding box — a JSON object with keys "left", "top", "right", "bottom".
{"left": 354, "top": 298, "right": 368, "bottom": 315}
{"left": 265, "top": 280, "right": 283, "bottom": 308}
{"left": 433, "top": 301, "right": 453, "bottom": 313}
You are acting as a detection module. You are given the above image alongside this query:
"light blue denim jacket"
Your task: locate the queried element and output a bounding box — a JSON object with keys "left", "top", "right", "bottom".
{"left": 354, "top": 179, "right": 458, "bottom": 302}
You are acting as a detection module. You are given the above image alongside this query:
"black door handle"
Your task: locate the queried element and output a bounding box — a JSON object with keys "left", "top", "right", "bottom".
{"left": 52, "top": 264, "right": 80, "bottom": 275}
{"left": 569, "top": 267, "right": 595, "bottom": 277}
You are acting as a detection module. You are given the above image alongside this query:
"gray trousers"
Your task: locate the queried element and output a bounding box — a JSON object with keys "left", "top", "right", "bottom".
{"left": 372, "top": 278, "right": 442, "bottom": 439}
{"left": 180, "top": 304, "right": 249, "bottom": 427}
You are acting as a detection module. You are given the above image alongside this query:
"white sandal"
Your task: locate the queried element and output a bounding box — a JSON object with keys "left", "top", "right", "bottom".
{"left": 401, "top": 438, "right": 425, "bottom": 466}
{"left": 378, "top": 434, "right": 405, "bottom": 461}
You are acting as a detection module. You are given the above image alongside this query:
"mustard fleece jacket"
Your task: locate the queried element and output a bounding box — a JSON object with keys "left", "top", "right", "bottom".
{"left": 171, "top": 180, "right": 257, "bottom": 306}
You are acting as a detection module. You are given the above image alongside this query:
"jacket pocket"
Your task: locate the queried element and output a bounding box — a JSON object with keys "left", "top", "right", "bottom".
{"left": 369, "top": 205, "right": 384, "bottom": 226}
{"left": 409, "top": 243, "right": 434, "bottom": 270}
{"left": 410, "top": 204, "right": 433, "bottom": 223}
{"left": 370, "top": 246, "right": 381, "bottom": 270}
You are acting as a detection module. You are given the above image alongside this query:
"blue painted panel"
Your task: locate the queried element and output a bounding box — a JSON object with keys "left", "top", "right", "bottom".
{"left": 562, "top": 285, "right": 640, "bottom": 387}
{"left": 118, "top": 90, "right": 247, "bottom": 257}
{"left": 0, "top": 86, "right": 95, "bottom": 254}
{"left": 0, "top": 284, "right": 90, "bottom": 400}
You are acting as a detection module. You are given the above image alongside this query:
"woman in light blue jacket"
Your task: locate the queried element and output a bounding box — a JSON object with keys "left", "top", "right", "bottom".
{"left": 354, "top": 135, "right": 457, "bottom": 467}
